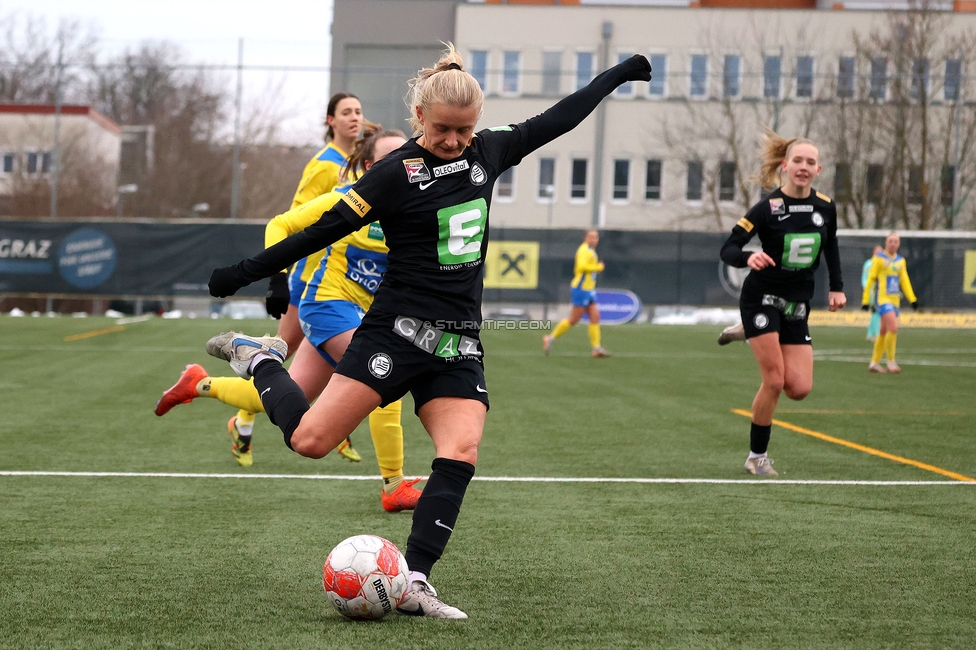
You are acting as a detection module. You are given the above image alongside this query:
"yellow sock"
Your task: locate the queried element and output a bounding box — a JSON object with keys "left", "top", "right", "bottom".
{"left": 208, "top": 377, "right": 265, "bottom": 414}
{"left": 885, "top": 331, "right": 897, "bottom": 362}
{"left": 369, "top": 400, "right": 404, "bottom": 493}
{"left": 551, "top": 319, "right": 571, "bottom": 339}
{"left": 235, "top": 410, "right": 255, "bottom": 427}
{"left": 870, "top": 333, "right": 886, "bottom": 364}
{"left": 588, "top": 323, "right": 601, "bottom": 348}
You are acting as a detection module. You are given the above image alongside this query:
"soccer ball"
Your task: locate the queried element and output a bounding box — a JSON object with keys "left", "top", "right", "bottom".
{"left": 323, "top": 534, "right": 409, "bottom": 620}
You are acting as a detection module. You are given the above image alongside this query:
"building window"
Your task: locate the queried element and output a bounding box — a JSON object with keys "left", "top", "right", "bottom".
{"left": 613, "top": 159, "right": 630, "bottom": 201}
{"left": 615, "top": 53, "right": 635, "bottom": 96}
{"left": 866, "top": 164, "right": 884, "bottom": 204}
{"left": 497, "top": 167, "right": 514, "bottom": 199}
{"left": 41, "top": 152, "right": 52, "bottom": 174}
{"left": 469, "top": 50, "right": 488, "bottom": 91}
{"left": 542, "top": 51, "right": 562, "bottom": 96}
{"left": 837, "top": 57, "right": 855, "bottom": 99}
{"left": 796, "top": 56, "right": 814, "bottom": 98}
{"left": 942, "top": 165, "right": 956, "bottom": 207}
{"left": 571, "top": 158, "right": 587, "bottom": 199}
{"left": 870, "top": 58, "right": 887, "bottom": 100}
{"left": 911, "top": 58, "right": 929, "bottom": 100}
{"left": 575, "top": 52, "right": 594, "bottom": 91}
{"left": 502, "top": 51, "right": 520, "bottom": 94}
{"left": 907, "top": 165, "right": 924, "bottom": 205}
{"left": 649, "top": 54, "right": 666, "bottom": 97}
{"left": 687, "top": 161, "right": 703, "bottom": 201}
{"left": 764, "top": 55, "right": 781, "bottom": 98}
{"left": 690, "top": 54, "right": 707, "bottom": 98}
{"left": 2, "top": 153, "right": 13, "bottom": 173}
{"left": 835, "top": 163, "right": 852, "bottom": 202}
{"left": 945, "top": 59, "right": 962, "bottom": 102}
{"left": 719, "top": 161, "right": 736, "bottom": 202}
{"left": 723, "top": 55, "right": 740, "bottom": 98}
{"left": 645, "top": 159, "right": 662, "bottom": 201}
{"left": 26, "top": 152, "right": 38, "bottom": 174}
{"left": 538, "top": 157, "right": 555, "bottom": 201}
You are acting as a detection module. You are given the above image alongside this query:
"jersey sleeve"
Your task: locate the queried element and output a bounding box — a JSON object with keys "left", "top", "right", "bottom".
{"left": 266, "top": 191, "right": 343, "bottom": 248}
{"left": 291, "top": 161, "right": 341, "bottom": 208}
{"left": 822, "top": 203, "right": 844, "bottom": 292}
{"left": 720, "top": 202, "right": 764, "bottom": 268}
{"left": 899, "top": 260, "right": 918, "bottom": 304}
{"left": 862, "top": 257, "right": 882, "bottom": 305}
{"left": 477, "top": 55, "right": 650, "bottom": 172}
{"left": 575, "top": 248, "right": 602, "bottom": 274}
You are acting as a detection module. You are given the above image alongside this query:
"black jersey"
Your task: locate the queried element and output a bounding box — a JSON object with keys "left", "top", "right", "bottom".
{"left": 327, "top": 131, "right": 528, "bottom": 326}
{"left": 224, "top": 55, "right": 652, "bottom": 328}
{"left": 720, "top": 187, "right": 843, "bottom": 302}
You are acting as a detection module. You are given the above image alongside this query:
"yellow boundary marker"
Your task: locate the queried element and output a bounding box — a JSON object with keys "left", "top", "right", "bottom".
{"left": 777, "top": 408, "right": 965, "bottom": 416}
{"left": 64, "top": 325, "right": 126, "bottom": 341}
{"left": 732, "top": 408, "right": 976, "bottom": 482}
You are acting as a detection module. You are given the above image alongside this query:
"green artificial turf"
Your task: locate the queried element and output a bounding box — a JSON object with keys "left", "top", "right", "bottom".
{"left": 1, "top": 316, "right": 974, "bottom": 649}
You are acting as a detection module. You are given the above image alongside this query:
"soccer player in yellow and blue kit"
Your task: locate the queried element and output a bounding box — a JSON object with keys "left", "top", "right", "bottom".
{"left": 543, "top": 229, "right": 611, "bottom": 357}
{"left": 862, "top": 232, "right": 917, "bottom": 374}
{"left": 155, "top": 128, "right": 422, "bottom": 511}
{"left": 243, "top": 93, "right": 365, "bottom": 462}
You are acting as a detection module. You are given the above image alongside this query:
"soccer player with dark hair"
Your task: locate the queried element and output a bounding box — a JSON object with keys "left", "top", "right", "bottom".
{"left": 206, "top": 44, "right": 651, "bottom": 617}
{"left": 721, "top": 132, "right": 846, "bottom": 476}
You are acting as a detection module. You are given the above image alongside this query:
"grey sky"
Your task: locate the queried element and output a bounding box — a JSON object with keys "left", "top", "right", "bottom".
{"left": 1, "top": 0, "right": 336, "bottom": 145}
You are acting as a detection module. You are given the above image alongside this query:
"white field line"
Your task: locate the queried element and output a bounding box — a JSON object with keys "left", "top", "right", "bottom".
{"left": 0, "top": 471, "right": 971, "bottom": 485}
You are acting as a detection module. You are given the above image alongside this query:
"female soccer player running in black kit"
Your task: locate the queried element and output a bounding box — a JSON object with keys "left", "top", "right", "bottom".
{"left": 721, "top": 134, "right": 846, "bottom": 476}
{"left": 206, "top": 45, "right": 651, "bottom": 617}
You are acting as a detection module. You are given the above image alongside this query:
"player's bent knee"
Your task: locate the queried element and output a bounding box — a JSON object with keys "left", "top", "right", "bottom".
{"left": 289, "top": 426, "right": 330, "bottom": 459}
{"left": 784, "top": 384, "right": 812, "bottom": 401}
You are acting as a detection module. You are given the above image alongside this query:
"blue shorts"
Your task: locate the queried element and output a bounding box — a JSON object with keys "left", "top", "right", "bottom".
{"left": 288, "top": 272, "right": 307, "bottom": 308}
{"left": 877, "top": 303, "right": 900, "bottom": 317}
{"left": 298, "top": 299, "right": 365, "bottom": 367}
{"left": 571, "top": 287, "right": 598, "bottom": 307}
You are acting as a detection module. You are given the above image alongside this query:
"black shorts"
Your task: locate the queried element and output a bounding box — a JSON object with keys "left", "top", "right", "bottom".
{"left": 335, "top": 312, "right": 490, "bottom": 414}
{"left": 740, "top": 294, "right": 812, "bottom": 345}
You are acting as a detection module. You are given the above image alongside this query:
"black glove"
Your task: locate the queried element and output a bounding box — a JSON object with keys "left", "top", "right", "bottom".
{"left": 911, "top": 301, "right": 919, "bottom": 311}
{"left": 861, "top": 304, "right": 870, "bottom": 311}
{"left": 266, "top": 272, "right": 290, "bottom": 319}
{"left": 209, "top": 264, "right": 247, "bottom": 298}
{"left": 617, "top": 54, "right": 652, "bottom": 83}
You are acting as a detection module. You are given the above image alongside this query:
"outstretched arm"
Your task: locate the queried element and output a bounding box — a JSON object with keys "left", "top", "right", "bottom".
{"left": 520, "top": 55, "right": 651, "bottom": 155}
{"left": 210, "top": 209, "right": 357, "bottom": 297}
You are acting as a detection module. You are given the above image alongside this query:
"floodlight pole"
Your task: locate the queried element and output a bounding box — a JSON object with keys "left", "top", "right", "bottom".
{"left": 50, "top": 46, "right": 63, "bottom": 218}
{"left": 591, "top": 21, "right": 612, "bottom": 228}
{"left": 230, "top": 38, "right": 244, "bottom": 219}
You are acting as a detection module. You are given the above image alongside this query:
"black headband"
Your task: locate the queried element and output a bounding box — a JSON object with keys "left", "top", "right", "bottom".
{"left": 446, "top": 62, "right": 462, "bottom": 71}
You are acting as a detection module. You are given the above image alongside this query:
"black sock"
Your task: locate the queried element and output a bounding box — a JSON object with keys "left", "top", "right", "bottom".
{"left": 251, "top": 359, "right": 309, "bottom": 451}
{"left": 405, "top": 458, "right": 475, "bottom": 578}
{"left": 750, "top": 422, "right": 772, "bottom": 454}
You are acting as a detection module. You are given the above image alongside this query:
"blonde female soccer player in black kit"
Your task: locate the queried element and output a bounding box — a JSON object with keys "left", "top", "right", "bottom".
{"left": 720, "top": 134, "right": 846, "bottom": 476}
{"left": 204, "top": 44, "right": 651, "bottom": 617}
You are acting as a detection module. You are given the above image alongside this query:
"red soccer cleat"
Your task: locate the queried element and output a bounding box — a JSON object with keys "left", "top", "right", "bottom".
{"left": 381, "top": 478, "right": 424, "bottom": 513}
{"left": 154, "top": 364, "right": 208, "bottom": 416}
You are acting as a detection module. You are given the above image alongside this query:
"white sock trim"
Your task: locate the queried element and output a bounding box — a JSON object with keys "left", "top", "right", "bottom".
{"left": 247, "top": 352, "right": 276, "bottom": 374}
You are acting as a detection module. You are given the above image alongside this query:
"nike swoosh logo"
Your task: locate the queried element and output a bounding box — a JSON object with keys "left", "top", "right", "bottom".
{"left": 475, "top": 385, "right": 488, "bottom": 394}
{"left": 777, "top": 214, "right": 791, "bottom": 221}
{"left": 260, "top": 387, "right": 271, "bottom": 398}
{"left": 418, "top": 180, "right": 437, "bottom": 190}
{"left": 804, "top": 336, "right": 812, "bottom": 341}
{"left": 434, "top": 519, "right": 453, "bottom": 531}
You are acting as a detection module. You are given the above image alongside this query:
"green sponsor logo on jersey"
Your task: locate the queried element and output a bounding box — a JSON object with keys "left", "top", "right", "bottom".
{"left": 782, "top": 232, "right": 822, "bottom": 269}
{"left": 367, "top": 222, "right": 384, "bottom": 240}
{"left": 436, "top": 198, "right": 487, "bottom": 265}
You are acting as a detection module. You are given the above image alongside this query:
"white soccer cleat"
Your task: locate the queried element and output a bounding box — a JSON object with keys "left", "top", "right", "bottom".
{"left": 395, "top": 580, "right": 468, "bottom": 619}
{"left": 744, "top": 456, "right": 778, "bottom": 476}
{"left": 718, "top": 323, "right": 746, "bottom": 346}
{"left": 868, "top": 362, "right": 887, "bottom": 374}
{"left": 205, "top": 331, "right": 287, "bottom": 379}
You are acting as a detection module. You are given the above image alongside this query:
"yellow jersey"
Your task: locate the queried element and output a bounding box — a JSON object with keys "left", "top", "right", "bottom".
{"left": 861, "top": 251, "right": 917, "bottom": 308}
{"left": 266, "top": 185, "right": 387, "bottom": 311}
{"left": 571, "top": 243, "right": 604, "bottom": 291}
{"left": 278, "top": 142, "right": 351, "bottom": 283}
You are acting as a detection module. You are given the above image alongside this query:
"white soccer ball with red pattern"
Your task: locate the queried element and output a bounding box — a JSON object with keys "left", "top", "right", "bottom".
{"left": 322, "top": 534, "right": 409, "bottom": 620}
